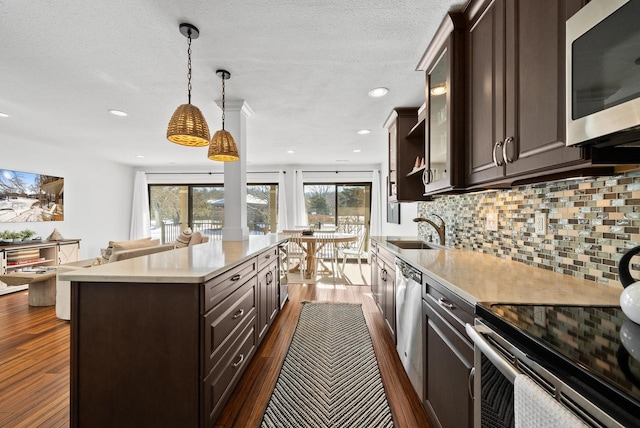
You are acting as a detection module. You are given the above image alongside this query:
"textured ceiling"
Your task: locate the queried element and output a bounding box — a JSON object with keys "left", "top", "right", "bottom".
{"left": 0, "top": 0, "right": 465, "bottom": 168}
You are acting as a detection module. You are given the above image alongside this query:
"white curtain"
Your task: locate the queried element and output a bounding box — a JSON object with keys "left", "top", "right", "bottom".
{"left": 293, "top": 169, "right": 307, "bottom": 227}
{"left": 370, "top": 169, "right": 382, "bottom": 238}
{"left": 277, "top": 170, "right": 288, "bottom": 232}
{"left": 129, "top": 171, "right": 151, "bottom": 240}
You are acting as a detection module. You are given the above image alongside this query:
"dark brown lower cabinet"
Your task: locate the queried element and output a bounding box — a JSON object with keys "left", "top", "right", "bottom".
{"left": 257, "top": 256, "right": 279, "bottom": 345}
{"left": 423, "top": 281, "right": 474, "bottom": 428}
{"left": 70, "top": 246, "right": 280, "bottom": 428}
{"left": 375, "top": 245, "right": 396, "bottom": 342}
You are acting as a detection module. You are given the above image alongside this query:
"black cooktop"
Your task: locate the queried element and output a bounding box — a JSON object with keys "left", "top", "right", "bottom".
{"left": 476, "top": 303, "right": 640, "bottom": 426}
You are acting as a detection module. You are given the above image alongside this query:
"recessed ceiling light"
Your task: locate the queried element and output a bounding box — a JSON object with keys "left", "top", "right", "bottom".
{"left": 286, "top": 150, "right": 295, "bottom": 154}
{"left": 0, "top": 112, "right": 10, "bottom": 118}
{"left": 353, "top": 149, "right": 361, "bottom": 153}
{"left": 108, "top": 109, "right": 128, "bottom": 117}
{"left": 368, "top": 87, "right": 389, "bottom": 98}
{"left": 357, "top": 129, "right": 371, "bottom": 135}
{"left": 135, "top": 155, "right": 145, "bottom": 159}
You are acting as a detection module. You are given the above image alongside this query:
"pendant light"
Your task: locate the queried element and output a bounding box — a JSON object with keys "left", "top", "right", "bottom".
{"left": 166, "top": 23, "right": 210, "bottom": 147}
{"left": 208, "top": 69, "right": 239, "bottom": 162}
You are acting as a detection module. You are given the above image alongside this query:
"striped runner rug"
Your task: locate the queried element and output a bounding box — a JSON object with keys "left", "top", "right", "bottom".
{"left": 261, "top": 302, "right": 394, "bottom": 428}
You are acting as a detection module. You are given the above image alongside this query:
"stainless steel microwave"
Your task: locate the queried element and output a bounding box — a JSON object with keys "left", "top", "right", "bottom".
{"left": 566, "top": 0, "right": 640, "bottom": 148}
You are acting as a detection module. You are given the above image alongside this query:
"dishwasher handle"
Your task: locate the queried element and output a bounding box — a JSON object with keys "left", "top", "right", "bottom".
{"left": 465, "top": 323, "right": 520, "bottom": 383}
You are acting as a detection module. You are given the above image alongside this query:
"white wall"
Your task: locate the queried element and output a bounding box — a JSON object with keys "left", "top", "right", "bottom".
{"left": 381, "top": 201, "right": 419, "bottom": 237}
{"left": 2, "top": 137, "right": 133, "bottom": 259}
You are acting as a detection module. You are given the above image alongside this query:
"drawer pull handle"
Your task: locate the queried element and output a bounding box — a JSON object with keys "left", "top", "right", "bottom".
{"left": 264, "top": 254, "right": 271, "bottom": 259}
{"left": 231, "top": 273, "right": 242, "bottom": 282}
{"left": 438, "top": 297, "right": 455, "bottom": 310}
{"left": 492, "top": 140, "right": 504, "bottom": 167}
{"left": 232, "top": 354, "right": 245, "bottom": 368}
{"left": 232, "top": 309, "right": 244, "bottom": 319}
{"left": 502, "top": 136, "right": 514, "bottom": 163}
{"left": 468, "top": 367, "right": 476, "bottom": 400}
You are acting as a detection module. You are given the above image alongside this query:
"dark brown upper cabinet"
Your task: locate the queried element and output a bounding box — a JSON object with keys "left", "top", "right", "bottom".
{"left": 384, "top": 107, "right": 430, "bottom": 202}
{"left": 464, "top": 0, "right": 598, "bottom": 187}
{"left": 416, "top": 12, "right": 466, "bottom": 196}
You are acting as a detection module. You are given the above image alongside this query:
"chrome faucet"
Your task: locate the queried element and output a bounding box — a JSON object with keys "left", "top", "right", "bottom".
{"left": 413, "top": 215, "right": 446, "bottom": 245}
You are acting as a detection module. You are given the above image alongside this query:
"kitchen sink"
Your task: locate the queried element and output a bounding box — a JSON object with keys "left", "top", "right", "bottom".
{"left": 386, "top": 240, "right": 440, "bottom": 250}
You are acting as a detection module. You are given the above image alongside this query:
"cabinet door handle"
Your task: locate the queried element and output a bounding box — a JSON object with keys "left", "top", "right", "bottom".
{"left": 232, "top": 353, "right": 245, "bottom": 368}
{"left": 468, "top": 367, "right": 476, "bottom": 400}
{"left": 438, "top": 297, "right": 455, "bottom": 310}
{"left": 502, "top": 136, "right": 514, "bottom": 163}
{"left": 231, "top": 273, "right": 243, "bottom": 282}
{"left": 232, "top": 309, "right": 244, "bottom": 319}
{"left": 492, "top": 140, "right": 504, "bottom": 167}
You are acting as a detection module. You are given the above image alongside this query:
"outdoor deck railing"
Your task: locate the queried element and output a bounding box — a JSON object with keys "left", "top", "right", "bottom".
{"left": 155, "top": 220, "right": 368, "bottom": 262}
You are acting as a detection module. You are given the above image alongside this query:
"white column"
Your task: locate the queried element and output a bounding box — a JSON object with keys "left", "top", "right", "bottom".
{"left": 215, "top": 100, "right": 253, "bottom": 241}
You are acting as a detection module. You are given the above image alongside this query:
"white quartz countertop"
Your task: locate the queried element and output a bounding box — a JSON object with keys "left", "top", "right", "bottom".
{"left": 372, "top": 236, "right": 622, "bottom": 306}
{"left": 59, "top": 235, "right": 286, "bottom": 284}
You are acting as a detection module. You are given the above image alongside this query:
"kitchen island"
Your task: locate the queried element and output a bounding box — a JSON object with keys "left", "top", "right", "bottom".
{"left": 60, "top": 235, "right": 286, "bottom": 428}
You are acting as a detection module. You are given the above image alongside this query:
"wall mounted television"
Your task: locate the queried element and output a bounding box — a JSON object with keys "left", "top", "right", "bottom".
{"left": 0, "top": 168, "right": 64, "bottom": 222}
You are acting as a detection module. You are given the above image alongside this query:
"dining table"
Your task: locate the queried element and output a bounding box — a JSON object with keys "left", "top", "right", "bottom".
{"left": 279, "top": 231, "right": 357, "bottom": 279}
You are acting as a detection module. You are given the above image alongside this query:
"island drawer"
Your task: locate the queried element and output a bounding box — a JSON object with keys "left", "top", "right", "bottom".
{"left": 203, "top": 276, "right": 257, "bottom": 375}
{"left": 204, "top": 257, "right": 257, "bottom": 312}
{"left": 257, "top": 246, "right": 278, "bottom": 271}
{"left": 202, "top": 319, "right": 256, "bottom": 425}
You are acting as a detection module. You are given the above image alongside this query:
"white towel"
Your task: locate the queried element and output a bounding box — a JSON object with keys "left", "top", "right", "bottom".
{"left": 514, "top": 374, "right": 587, "bottom": 428}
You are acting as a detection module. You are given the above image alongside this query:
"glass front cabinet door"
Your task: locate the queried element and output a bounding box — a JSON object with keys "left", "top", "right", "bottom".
{"left": 417, "top": 12, "right": 465, "bottom": 195}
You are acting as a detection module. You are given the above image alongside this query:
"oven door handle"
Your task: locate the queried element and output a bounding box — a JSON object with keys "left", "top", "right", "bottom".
{"left": 465, "top": 323, "right": 520, "bottom": 383}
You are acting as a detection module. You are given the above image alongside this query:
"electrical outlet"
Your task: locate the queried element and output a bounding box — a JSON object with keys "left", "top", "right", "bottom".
{"left": 486, "top": 212, "right": 498, "bottom": 231}
{"left": 533, "top": 306, "right": 547, "bottom": 327}
{"left": 535, "top": 213, "right": 547, "bottom": 235}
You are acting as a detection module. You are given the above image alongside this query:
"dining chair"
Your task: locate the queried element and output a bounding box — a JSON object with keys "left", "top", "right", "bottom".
{"left": 338, "top": 229, "right": 368, "bottom": 277}
{"left": 313, "top": 232, "right": 339, "bottom": 282}
{"left": 284, "top": 231, "right": 306, "bottom": 278}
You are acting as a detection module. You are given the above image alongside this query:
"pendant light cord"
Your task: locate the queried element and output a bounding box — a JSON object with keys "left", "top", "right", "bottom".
{"left": 221, "top": 76, "right": 226, "bottom": 130}
{"left": 187, "top": 32, "right": 192, "bottom": 104}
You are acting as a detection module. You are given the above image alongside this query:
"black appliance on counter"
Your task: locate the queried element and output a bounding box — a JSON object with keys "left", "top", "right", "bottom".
{"left": 470, "top": 304, "right": 640, "bottom": 427}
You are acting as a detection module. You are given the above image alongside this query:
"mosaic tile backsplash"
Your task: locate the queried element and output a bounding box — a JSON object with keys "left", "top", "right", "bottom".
{"left": 417, "top": 170, "right": 640, "bottom": 287}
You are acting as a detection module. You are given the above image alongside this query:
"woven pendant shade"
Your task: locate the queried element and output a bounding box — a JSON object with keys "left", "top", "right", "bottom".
{"left": 167, "top": 103, "right": 211, "bottom": 147}
{"left": 208, "top": 130, "right": 239, "bottom": 162}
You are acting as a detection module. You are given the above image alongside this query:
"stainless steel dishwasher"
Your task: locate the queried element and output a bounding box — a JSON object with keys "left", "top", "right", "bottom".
{"left": 395, "top": 259, "right": 424, "bottom": 401}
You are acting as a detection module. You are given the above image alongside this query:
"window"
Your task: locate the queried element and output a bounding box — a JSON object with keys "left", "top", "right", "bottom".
{"left": 149, "top": 184, "right": 278, "bottom": 243}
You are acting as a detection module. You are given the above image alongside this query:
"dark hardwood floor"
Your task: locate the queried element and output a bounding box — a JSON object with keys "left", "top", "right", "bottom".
{"left": 0, "top": 282, "right": 430, "bottom": 428}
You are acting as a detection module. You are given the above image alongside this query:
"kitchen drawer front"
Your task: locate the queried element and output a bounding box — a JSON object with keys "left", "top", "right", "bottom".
{"left": 204, "top": 257, "right": 257, "bottom": 313}
{"left": 377, "top": 246, "right": 396, "bottom": 267}
{"left": 425, "top": 286, "right": 473, "bottom": 340}
{"left": 257, "top": 246, "right": 278, "bottom": 271}
{"left": 424, "top": 297, "right": 474, "bottom": 364}
{"left": 203, "top": 276, "right": 257, "bottom": 376}
{"left": 202, "top": 319, "right": 256, "bottom": 425}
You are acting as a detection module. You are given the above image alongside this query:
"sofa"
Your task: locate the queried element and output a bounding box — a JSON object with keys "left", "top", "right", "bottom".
{"left": 55, "top": 229, "right": 209, "bottom": 320}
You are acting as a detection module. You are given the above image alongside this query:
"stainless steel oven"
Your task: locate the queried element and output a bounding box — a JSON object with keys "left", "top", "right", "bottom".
{"left": 466, "top": 320, "right": 624, "bottom": 428}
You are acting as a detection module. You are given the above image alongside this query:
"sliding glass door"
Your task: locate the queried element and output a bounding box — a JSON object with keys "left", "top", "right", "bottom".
{"left": 149, "top": 183, "right": 278, "bottom": 243}
{"left": 303, "top": 183, "right": 371, "bottom": 247}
